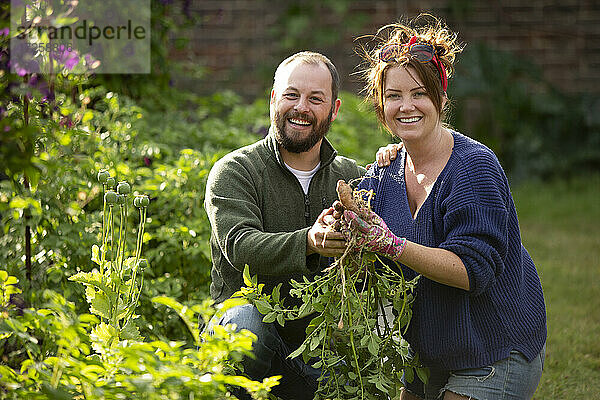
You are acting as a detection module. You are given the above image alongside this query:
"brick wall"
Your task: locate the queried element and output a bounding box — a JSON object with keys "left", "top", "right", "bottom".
{"left": 169, "top": 0, "right": 600, "bottom": 97}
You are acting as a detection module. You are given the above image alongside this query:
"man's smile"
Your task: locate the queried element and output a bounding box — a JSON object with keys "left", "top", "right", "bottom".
{"left": 288, "top": 117, "right": 312, "bottom": 127}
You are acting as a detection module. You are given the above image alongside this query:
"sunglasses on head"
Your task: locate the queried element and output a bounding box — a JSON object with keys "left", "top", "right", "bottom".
{"left": 379, "top": 43, "right": 435, "bottom": 63}
{"left": 378, "top": 42, "right": 448, "bottom": 91}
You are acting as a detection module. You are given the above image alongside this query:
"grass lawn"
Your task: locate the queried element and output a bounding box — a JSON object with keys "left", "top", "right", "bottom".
{"left": 513, "top": 174, "right": 600, "bottom": 398}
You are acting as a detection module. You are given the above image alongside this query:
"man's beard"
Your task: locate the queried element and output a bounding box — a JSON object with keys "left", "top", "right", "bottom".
{"left": 272, "top": 107, "right": 333, "bottom": 153}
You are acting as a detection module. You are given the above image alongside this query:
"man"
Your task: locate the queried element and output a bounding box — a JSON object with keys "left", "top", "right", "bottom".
{"left": 204, "top": 51, "right": 364, "bottom": 399}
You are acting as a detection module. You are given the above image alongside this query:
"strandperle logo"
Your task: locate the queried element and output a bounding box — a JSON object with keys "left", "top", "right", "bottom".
{"left": 16, "top": 19, "right": 147, "bottom": 46}
{"left": 10, "top": 0, "right": 150, "bottom": 74}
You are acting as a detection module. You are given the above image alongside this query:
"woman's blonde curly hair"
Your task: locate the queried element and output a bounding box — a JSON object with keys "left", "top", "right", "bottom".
{"left": 357, "top": 14, "right": 464, "bottom": 130}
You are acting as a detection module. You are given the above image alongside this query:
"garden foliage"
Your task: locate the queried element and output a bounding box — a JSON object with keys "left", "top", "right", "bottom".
{"left": 1, "top": 0, "right": 598, "bottom": 398}
{"left": 0, "top": 2, "right": 390, "bottom": 396}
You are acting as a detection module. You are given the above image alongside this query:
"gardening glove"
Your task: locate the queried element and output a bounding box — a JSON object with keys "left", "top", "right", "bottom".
{"left": 340, "top": 209, "right": 407, "bottom": 261}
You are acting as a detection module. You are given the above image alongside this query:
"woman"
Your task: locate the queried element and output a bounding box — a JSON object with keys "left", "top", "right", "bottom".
{"left": 337, "top": 15, "right": 547, "bottom": 400}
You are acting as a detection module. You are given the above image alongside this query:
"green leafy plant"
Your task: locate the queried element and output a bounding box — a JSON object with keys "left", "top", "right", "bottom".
{"left": 0, "top": 271, "right": 21, "bottom": 313}
{"left": 239, "top": 183, "right": 425, "bottom": 400}
{"left": 0, "top": 276, "right": 280, "bottom": 399}
{"left": 68, "top": 171, "right": 149, "bottom": 347}
{"left": 0, "top": 171, "right": 279, "bottom": 398}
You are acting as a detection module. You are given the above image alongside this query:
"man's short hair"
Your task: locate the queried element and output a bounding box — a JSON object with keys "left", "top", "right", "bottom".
{"left": 273, "top": 51, "right": 340, "bottom": 104}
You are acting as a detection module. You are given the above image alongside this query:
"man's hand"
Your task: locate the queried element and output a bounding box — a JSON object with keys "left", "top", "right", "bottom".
{"left": 307, "top": 208, "right": 347, "bottom": 257}
{"left": 376, "top": 142, "right": 403, "bottom": 167}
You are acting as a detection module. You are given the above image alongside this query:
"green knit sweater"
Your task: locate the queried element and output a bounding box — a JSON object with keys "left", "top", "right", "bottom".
{"left": 204, "top": 132, "right": 364, "bottom": 341}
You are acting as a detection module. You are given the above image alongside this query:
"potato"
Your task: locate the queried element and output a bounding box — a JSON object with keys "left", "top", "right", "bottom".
{"left": 336, "top": 180, "right": 360, "bottom": 215}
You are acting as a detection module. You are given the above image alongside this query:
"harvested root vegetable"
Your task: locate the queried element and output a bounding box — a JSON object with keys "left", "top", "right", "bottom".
{"left": 332, "top": 201, "right": 344, "bottom": 219}
{"left": 336, "top": 180, "right": 360, "bottom": 215}
{"left": 323, "top": 213, "right": 341, "bottom": 231}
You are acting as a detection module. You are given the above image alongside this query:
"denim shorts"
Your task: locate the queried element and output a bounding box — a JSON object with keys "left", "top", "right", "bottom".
{"left": 404, "top": 344, "right": 546, "bottom": 400}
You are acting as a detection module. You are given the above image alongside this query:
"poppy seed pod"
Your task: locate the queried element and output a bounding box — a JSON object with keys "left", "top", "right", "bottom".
{"left": 97, "top": 170, "right": 110, "bottom": 183}
{"left": 117, "top": 181, "right": 131, "bottom": 195}
{"left": 138, "top": 259, "right": 148, "bottom": 270}
{"left": 104, "top": 190, "right": 118, "bottom": 204}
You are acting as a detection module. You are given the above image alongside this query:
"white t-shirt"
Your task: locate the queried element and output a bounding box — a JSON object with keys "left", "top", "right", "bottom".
{"left": 285, "top": 162, "right": 321, "bottom": 195}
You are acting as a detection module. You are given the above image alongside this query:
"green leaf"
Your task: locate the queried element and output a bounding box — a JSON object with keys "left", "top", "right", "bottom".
{"left": 86, "top": 287, "right": 111, "bottom": 319}
{"left": 305, "top": 315, "right": 324, "bottom": 335}
{"left": 80, "top": 364, "right": 106, "bottom": 381}
{"left": 276, "top": 313, "right": 285, "bottom": 327}
{"left": 121, "top": 320, "right": 143, "bottom": 341}
{"left": 297, "top": 301, "right": 313, "bottom": 318}
{"left": 91, "top": 322, "right": 118, "bottom": 346}
{"left": 123, "top": 257, "right": 137, "bottom": 273}
{"left": 313, "top": 301, "right": 325, "bottom": 312}
{"left": 288, "top": 343, "right": 306, "bottom": 359}
{"left": 82, "top": 110, "right": 94, "bottom": 123}
{"left": 40, "top": 383, "right": 73, "bottom": 400}
{"left": 8, "top": 196, "right": 28, "bottom": 209}
{"left": 309, "top": 335, "right": 320, "bottom": 351}
{"left": 272, "top": 283, "right": 281, "bottom": 303}
{"left": 220, "top": 297, "right": 248, "bottom": 311}
{"left": 152, "top": 295, "right": 198, "bottom": 341}
{"left": 69, "top": 271, "right": 113, "bottom": 297}
{"left": 19, "top": 359, "right": 35, "bottom": 374}
{"left": 375, "top": 379, "right": 387, "bottom": 392}
{"left": 416, "top": 366, "right": 430, "bottom": 384}
{"left": 367, "top": 336, "right": 379, "bottom": 356}
{"left": 360, "top": 335, "right": 370, "bottom": 347}
{"left": 91, "top": 244, "right": 101, "bottom": 265}
{"left": 262, "top": 312, "right": 277, "bottom": 323}
{"left": 242, "top": 265, "right": 252, "bottom": 287}
{"left": 254, "top": 299, "right": 272, "bottom": 314}
{"left": 152, "top": 295, "right": 183, "bottom": 313}
{"left": 344, "top": 385, "right": 358, "bottom": 394}
{"left": 5, "top": 276, "right": 18, "bottom": 286}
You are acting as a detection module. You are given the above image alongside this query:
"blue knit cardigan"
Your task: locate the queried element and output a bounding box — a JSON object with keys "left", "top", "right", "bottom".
{"left": 359, "top": 130, "right": 547, "bottom": 370}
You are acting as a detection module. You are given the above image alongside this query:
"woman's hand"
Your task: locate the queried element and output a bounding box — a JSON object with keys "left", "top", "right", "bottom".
{"left": 334, "top": 199, "right": 469, "bottom": 290}
{"left": 340, "top": 209, "right": 407, "bottom": 261}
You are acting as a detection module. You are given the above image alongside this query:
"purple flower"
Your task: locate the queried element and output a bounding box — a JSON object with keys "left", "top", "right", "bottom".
{"left": 51, "top": 45, "right": 80, "bottom": 71}
{"left": 28, "top": 73, "right": 39, "bottom": 86}
{"left": 64, "top": 53, "right": 79, "bottom": 70}
{"left": 0, "top": 28, "right": 9, "bottom": 37}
